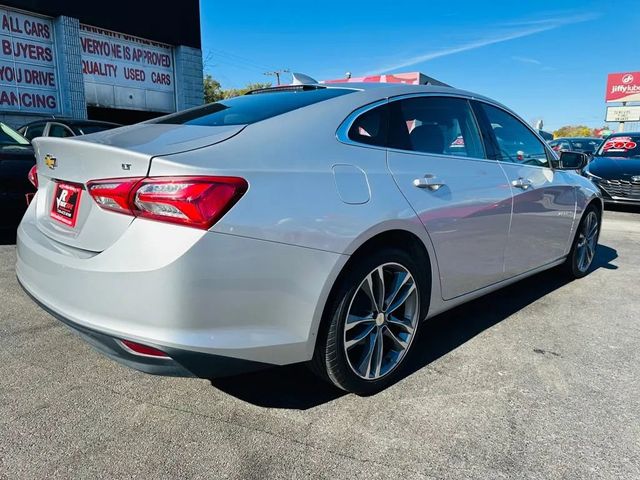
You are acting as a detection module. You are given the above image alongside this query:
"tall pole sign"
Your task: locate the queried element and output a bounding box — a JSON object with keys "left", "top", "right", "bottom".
{"left": 605, "top": 72, "right": 640, "bottom": 133}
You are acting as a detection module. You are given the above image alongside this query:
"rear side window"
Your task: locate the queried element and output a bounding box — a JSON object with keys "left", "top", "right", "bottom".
{"left": 387, "top": 96, "right": 485, "bottom": 159}
{"left": 155, "top": 87, "right": 354, "bottom": 126}
{"left": 348, "top": 104, "right": 389, "bottom": 147}
{"left": 23, "top": 123, "right": 45, "bottom": 141}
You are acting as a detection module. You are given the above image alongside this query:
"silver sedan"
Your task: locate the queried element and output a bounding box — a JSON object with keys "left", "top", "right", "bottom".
{"left": 16, "top": 82, "right": 602, "bottom": 394}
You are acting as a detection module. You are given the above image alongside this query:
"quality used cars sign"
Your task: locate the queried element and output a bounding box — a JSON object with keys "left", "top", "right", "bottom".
{"left": 606, "top": 72, "right": 640, "bottom": 103}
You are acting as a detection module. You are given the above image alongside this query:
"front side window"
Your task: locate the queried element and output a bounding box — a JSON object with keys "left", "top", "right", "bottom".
{"left": 477, "top": 103, "right": 551, "bottom": 167}
{"left": 387, "top": 96, "right": 485, "bottom": 159}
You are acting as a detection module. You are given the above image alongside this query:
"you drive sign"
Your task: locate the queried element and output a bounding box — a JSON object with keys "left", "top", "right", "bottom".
{"left": 606, "top": 72, "right": 640, "bottom": 103}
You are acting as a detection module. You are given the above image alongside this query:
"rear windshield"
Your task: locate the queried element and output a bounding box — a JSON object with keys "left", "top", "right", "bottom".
{"left": 570, "top": 138, "right": 601, "bottom": 153}
{"left": 154, "top": 87, "right": 354, "bottom": 126}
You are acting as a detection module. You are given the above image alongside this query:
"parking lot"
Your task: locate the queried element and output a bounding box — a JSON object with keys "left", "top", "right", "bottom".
{"left": 0, "top": 208, "right": 638, "bottom": 479}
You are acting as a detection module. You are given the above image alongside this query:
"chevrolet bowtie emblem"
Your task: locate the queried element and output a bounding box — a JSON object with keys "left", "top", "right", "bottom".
{"left": 44, "top": 154, "right": 57, "bottom": 170}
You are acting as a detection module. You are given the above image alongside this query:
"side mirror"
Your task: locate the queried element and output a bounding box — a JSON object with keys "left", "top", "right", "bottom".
{"left": 556, "top": 151, "right": 588, "bottom": 170}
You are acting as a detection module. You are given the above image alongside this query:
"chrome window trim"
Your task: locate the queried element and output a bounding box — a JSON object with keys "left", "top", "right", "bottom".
{"left": 336, "top": 91, "right": 559, "bottom": 170}
{"left": 336, "top": 99, "right": 388, "bottom": 151}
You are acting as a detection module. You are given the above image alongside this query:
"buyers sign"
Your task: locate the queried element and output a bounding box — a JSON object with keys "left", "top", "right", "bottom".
{"left": 0, "top": 8, "right": 60, "bottom": 114}
{"left": 606, "top": 72, "right": 640, "bottom": 103}
{"left": 80, "top": 25, "right": 175, "bottom": 112}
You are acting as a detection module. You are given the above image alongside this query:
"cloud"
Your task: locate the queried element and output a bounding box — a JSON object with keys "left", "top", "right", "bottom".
{"left": 512, "top": 56, "right": 541, "bottom": 65}
{"left": 367, "top": 12, "right": 600, "bottom": 74}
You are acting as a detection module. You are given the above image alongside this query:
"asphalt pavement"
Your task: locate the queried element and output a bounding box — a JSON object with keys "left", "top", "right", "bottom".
{"left": 1, "top": 208, "right": 639, "bottom": 479}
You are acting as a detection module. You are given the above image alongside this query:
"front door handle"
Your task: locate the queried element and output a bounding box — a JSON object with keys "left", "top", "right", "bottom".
{"left": 511, "top": 177, "right": 533, "bottom": 190}
{"left": 413, "top": 174, "right": 445, "bottom": 191}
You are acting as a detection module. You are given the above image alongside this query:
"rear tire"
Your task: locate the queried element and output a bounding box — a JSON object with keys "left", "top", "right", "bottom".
{"left": 563, "top": 205, "right": 601, "bottom": 279}
{"left": 311, "top": 247, "right": 429, "bottom": 395}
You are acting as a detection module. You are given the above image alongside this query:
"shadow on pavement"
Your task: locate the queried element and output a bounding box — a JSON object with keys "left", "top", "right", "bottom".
{"left": 605, "top": 204, "right": 640, "bottom": 214}
{"left": 0, "top": 228, "right": 17, "bottom": 246}
{"left": 211, "top": 244, "right": 618, "bottom": 408}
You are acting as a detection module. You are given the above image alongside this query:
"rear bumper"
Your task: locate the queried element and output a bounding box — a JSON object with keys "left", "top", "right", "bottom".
{"left": 18, "top": 279, "right": 270, "bottom": 377}
{"left": 16, "top": 201, "right": 346, "bottom": 375}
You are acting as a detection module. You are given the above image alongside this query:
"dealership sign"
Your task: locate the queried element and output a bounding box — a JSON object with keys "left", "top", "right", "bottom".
{"left": 80, "top": 25, "right": 175, "bottom": 112}
{"left": 605, "top": 72, "right": 640, "bottom": 103}
{"left": 0, "top": 7, "right": 60, "bottom": 114}
{"left": 606, "top": 105, "right": 640, "bottom": 122}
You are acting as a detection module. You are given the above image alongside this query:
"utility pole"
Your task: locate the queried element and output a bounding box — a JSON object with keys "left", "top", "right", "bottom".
{"left": 264, "top": 69, "right": 290, "bottom": 86}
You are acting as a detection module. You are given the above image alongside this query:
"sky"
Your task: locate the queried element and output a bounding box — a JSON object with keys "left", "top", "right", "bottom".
{"left": 200, "top": 0, "right": 640, "bottom": 132}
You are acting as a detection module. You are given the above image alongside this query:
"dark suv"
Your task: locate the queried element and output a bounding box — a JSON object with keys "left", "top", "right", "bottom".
{"left": 17, "top": 119, "right": 121, "bottom": 141}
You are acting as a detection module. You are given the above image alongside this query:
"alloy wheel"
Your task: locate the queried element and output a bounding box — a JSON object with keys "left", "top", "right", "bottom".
{"left": 576, "top": 210, "right": 599, "bottom": 273}
{"left": 343, "top": 262, "right": 419, "bottom": 380}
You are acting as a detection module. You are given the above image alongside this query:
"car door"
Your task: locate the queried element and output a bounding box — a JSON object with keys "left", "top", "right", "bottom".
{"left": 386, "top": 96, "right": 513, "bottom": 300}
{"left": 472, "top": 101, "right": 576, "bottom": 276}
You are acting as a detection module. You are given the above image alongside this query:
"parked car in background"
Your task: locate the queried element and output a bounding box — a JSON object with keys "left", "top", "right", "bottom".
{"left": 549, "top": 137, "right": 602, "bottom": 155}
{"left": 0, "top": 123, "right": 35, "bottom": 230}
{"left": 17, "top": 119, "right": 121, "bottom": 141}
{"left": 582, "top": 133, "right": 640, "bottom": 205}
{"left": 17, "top": 82, "right": 602, "bottom": 394}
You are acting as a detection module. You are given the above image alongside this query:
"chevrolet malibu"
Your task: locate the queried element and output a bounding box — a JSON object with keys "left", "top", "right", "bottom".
{"left": 17, "top": 82, "right": 602, "bottom": 394}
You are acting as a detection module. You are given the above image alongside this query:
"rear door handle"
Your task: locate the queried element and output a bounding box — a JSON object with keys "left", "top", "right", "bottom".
{"left": 511, "top": 177, "right": 533, "bottom": 190}
{"left": 413, "top": 174, "right": 445, "bottom": 191}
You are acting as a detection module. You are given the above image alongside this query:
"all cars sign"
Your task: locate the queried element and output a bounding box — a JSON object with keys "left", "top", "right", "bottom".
{"left": 605, "top": 72, "right": 640, "bottom": 103}
{"left": 0, "top": 7, "right": 60, "bottom": 114}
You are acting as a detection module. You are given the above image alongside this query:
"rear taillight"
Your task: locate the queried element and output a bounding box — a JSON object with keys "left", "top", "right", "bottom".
{"left": 87, "top": 177, "right": 142, "bottom": 215}
{"left": 28, "top": 165, "right": 38, "bottom": 188}
{"left": 87, "top": 176, "right": 248, "bottom": 229}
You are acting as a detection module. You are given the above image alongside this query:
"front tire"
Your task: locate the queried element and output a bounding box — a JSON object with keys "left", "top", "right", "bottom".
{"left": 311, "top": 248, "right": 429, "bottom": 395}
{"left": 563, "top": 205, "right": 601, "bottom": 278}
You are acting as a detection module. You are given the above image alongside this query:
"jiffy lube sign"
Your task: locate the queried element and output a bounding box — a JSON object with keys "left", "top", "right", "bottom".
{"left": 0, "top": 8, "right": 60, "bottom": 114}
{"left": 606, "top": 72, "right": 640, "bottom": 103}
{"left": 80, "top": 24, "right": 175, "bottom": 112}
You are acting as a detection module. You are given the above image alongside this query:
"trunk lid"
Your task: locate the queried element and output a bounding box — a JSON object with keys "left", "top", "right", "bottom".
{"left": 31, "top": 124, "right": 245, "bottom": 252}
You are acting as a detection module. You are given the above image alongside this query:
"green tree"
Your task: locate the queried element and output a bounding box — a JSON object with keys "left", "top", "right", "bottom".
{"left": 203, "top": 74, "right": 224, "bottom": 103}
{"left": 221, "top": 82, "right": 272, "bottom": 99}
{"left": 203, "top": 75, "right": 271, "bottom": 103}
{"left": 553, "top": 125, "right": 592, "bottom": 138}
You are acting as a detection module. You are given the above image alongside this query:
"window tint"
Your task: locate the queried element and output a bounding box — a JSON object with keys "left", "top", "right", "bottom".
{"left": 48, "top": 123, "right": 75, "bottom": 138}
{"left": 348, "top": 104, "right": 388, "bottom": 147}
{"left": 479, "top": 103, "right": 550, "bottom": 167}
{"left": 155, "top": 87, "right": 354, "bottom": 127}
{"left": 23, "top": 123, "right": 45, "bottom": 141}
{"left": 387, "top": 96, "right": 485, "bottom": 159}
